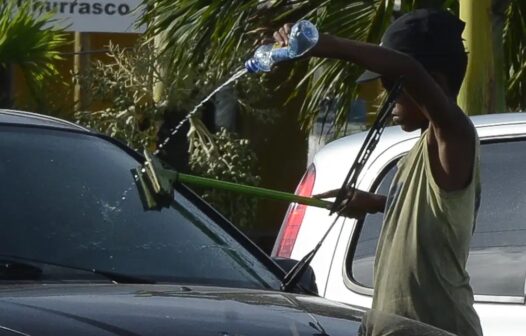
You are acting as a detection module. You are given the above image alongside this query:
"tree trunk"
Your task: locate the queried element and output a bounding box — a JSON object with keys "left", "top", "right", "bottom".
{"left": 458, "top": 0, "right": 496, "bottom": 115}
{"left": 74, "top": 32, "right": 91, "bottom": 112}
{"left": 0, "top": 65, "right": 12, "bottom": 108}
{"left": 491, "top": 0, "right": 511, "bottom": 113}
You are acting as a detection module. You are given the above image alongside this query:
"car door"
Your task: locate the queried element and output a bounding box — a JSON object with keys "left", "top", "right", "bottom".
{"left": 324, "top": 123, "right": 526, "bottom": 336}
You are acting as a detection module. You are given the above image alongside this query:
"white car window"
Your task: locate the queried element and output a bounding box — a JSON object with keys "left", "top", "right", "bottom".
{"left": 350, "top": 164, "right": 395, "bottom": 288}
{"left": 349, "top": 139, "right": 526, "bottom": 298}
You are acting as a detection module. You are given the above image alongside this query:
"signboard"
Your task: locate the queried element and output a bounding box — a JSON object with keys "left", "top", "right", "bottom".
{"left": 18, "top": 0, "right": 144, "bottom": 33}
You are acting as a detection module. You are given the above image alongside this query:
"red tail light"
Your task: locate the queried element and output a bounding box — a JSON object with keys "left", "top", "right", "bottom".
{"left": 272, "top": 164, "right": 316, "bottom": 258}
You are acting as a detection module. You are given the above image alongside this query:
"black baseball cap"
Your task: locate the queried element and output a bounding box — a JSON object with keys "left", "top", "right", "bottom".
{"left": 356, "top": 9, "right": 467, "bottom": 84}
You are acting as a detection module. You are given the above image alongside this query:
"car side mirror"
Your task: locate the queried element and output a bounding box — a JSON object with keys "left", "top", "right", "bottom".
{"left": 271, "top": 257, "right": 318, "bottom": 295}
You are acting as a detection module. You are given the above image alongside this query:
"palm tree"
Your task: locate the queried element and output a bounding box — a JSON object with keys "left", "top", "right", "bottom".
{"left": 142, "top": 0, "right": 396, "bottom": 133}
{"left": 0, "top": 1, "right": 68, "bottom": 108}
{"left": 502, "top": 0, "right": 526, "bottom": 111}
{"left": 142, "top": 0, "right": 525, "bottom": 128}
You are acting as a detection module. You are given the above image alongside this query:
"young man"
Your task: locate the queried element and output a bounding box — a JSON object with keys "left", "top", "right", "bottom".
{"left": 271, "top": 9, "right": 483, "bottom": 336}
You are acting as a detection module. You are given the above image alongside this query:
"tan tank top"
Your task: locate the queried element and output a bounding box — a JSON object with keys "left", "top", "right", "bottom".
{"left": 372, "top": 130, "right": 483, "bottom": 336}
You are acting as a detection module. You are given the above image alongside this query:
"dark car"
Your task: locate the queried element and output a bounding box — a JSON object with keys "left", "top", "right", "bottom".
{"left": 0, "top": 109, "right": 453, "bottom": 336}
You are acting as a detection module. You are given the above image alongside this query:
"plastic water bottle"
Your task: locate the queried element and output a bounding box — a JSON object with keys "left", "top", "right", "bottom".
{"left": 245, "top": 20, "right": 319, "bottom": 73}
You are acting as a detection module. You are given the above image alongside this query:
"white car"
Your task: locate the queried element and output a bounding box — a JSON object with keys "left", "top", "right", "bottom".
{"left": 272, "top": 112, "right": 526, "bottom": 336}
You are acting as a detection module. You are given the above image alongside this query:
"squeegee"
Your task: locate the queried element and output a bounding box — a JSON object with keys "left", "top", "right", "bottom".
{"left": 132, "top": 151, "right": 332, "bottom": 211}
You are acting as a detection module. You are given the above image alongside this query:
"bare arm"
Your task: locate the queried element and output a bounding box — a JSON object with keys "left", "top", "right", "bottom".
{"left": 315, "top": 189, "right": 386, "bottom": 219}
{"left": 312, "top": 35, "right": 466, "bottom": 131}
{"left": 274, "top": 26, "right": 475, "bottom": 191}
{"left": 316, "top": 35, "right": 475, "bottom": 191}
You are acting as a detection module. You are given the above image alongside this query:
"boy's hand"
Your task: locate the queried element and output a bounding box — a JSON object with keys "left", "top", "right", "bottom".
{"left": 265, "top": 23, "right": 326, "bottom": 57}
{"left": 273, "top": 23, "right": 293, "bottom": 47}
{"left": 314, "top": 188, "right": 386, "bottom": 219}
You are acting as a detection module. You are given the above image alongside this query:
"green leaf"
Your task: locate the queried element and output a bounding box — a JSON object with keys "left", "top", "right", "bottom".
{"left": 0, "top": 1, "right": 68, "bottom": 92}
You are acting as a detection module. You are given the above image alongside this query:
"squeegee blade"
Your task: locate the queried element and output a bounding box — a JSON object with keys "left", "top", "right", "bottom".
{"left": 131, "top": 168, "right": 160, "bottom": 210}
{"left": 143, "top": 151, "right": 163, "bottom": 194}
{"left": 144, "top": 150, "right": 175, "bottom": 198}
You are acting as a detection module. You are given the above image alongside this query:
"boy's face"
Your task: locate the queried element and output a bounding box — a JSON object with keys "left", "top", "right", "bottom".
{"left": 392, "top": 92, "right": 428, "bottom": 132}
{"left": 381, "top": 78, "right": 428, "bottom": 132}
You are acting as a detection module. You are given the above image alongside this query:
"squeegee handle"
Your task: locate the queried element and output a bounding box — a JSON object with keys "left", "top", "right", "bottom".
{"left": 176, "top": 173, "right": 331, "bottom": 209}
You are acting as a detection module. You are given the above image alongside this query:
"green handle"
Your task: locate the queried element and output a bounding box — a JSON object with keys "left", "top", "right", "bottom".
{"left": 177, "top": 173, "right": 331, "bottom": 209}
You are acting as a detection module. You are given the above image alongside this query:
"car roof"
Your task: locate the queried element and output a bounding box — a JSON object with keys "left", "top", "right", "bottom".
{"left": 0, "top": 109, "right": 89, "bottom": 132}
{"left": 322, "top": 112, "right": 526, "bottom": 152}
{"left": 313, "top": 112, "right": 526, "bottom": 170}
{"left": 470, "top": 111, "right": 526, "bottom": 126}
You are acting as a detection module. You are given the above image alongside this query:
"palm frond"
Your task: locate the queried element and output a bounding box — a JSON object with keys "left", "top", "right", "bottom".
{"left": 141, "top": 0, "right": 526, "bottom": 134}
{"left": 142, "top": 0, "right": 262, "bottom": 82}
{"left": 141, "top": 1, "right": 396, "bottom": 134}
{"left": 0, "top": 1, "right": 68, "bottom": 83}
{"left": 503, "top": 0, "right": 526, "bottom": 111}
{"left": 297, "top": 0, "right": 395, "bottom": 134}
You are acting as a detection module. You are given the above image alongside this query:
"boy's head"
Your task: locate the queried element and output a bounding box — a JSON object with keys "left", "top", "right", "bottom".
{"left": 357, "top": 9, "right": 468, "bottom": 131}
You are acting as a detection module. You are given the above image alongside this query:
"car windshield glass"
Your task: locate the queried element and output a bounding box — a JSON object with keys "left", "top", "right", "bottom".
{"left": 0, "top": 126, "right": 281, "bottom": 289}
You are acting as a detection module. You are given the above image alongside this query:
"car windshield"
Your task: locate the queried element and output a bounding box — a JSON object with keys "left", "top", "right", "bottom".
{"left": 0, "top": 125, "right": 281, "bottom": 289}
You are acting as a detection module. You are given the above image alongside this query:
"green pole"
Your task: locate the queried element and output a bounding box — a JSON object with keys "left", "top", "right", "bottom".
{"left": 140, "top": 150, "right": 332, "bottom": 210}
{"left": 177, "top": 173, "right": 331, "bottom": 209}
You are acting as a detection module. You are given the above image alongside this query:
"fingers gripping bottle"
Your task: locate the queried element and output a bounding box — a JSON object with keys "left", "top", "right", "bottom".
{"left": 245, "top": 20, "right": 319, "bottom": 73}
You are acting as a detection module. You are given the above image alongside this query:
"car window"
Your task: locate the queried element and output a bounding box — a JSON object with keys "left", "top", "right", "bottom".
{"left": 349, "top": 139, "right": 526, "bottom": 297}
{"left": 0, "top": 126, "right": 281, "bottom": 289}
{"left": 350, "top": 164, "right": 396, "bottom": 288}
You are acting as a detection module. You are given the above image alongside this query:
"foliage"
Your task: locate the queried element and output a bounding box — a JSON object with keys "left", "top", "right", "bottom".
{"left": 503, "top": 0, "right": 526, "bottom": 111}
{"left": 188, "top": 119, "right": 261, "bottom": 228}
{"left": 0, "top": 1, "right": 68, "bottom": 102}
{"left": 74, "top": 41, "right": 261, "bottom": 228}
{"left": 141, "top": 0, "right": 396, "bottom": 135}
{"left": 74, "top": 42, "right": 162, "bottom": 150}
{"left": 142, "top": 0, "right": 526, "bottom": 132}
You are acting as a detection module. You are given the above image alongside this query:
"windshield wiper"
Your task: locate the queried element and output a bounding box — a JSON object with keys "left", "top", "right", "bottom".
{"left": 0, "top": 255, "right": 155, "bottom": 284}
{"left": 280, "top": 79, "right": 404, "bottom": 293}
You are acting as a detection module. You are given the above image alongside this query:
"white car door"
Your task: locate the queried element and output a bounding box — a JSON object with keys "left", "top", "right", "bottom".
{"left": 324, "top": 125, "right": 526, "bottom": 336}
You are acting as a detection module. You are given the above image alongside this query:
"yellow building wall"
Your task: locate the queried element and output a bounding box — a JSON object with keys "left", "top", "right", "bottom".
{"left": 12, "top": 32, "right": 140, "bottom": 120}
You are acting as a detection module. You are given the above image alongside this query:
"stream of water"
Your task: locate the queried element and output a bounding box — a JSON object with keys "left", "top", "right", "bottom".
{"left": 153, "top": 67, "right": 248, "bottom": 155}
{"left": 116, "top": 68, "right": 248, "bottom": 205}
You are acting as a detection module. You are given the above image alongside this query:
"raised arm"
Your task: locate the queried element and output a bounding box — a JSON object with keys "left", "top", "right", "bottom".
{"left": 274, "top": 25, "right": 475, "bottom": 191}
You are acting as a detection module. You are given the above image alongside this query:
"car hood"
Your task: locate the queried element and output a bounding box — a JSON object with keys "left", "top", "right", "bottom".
{"left": 0, "top": 284, "right": 364, "bottom": 336}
